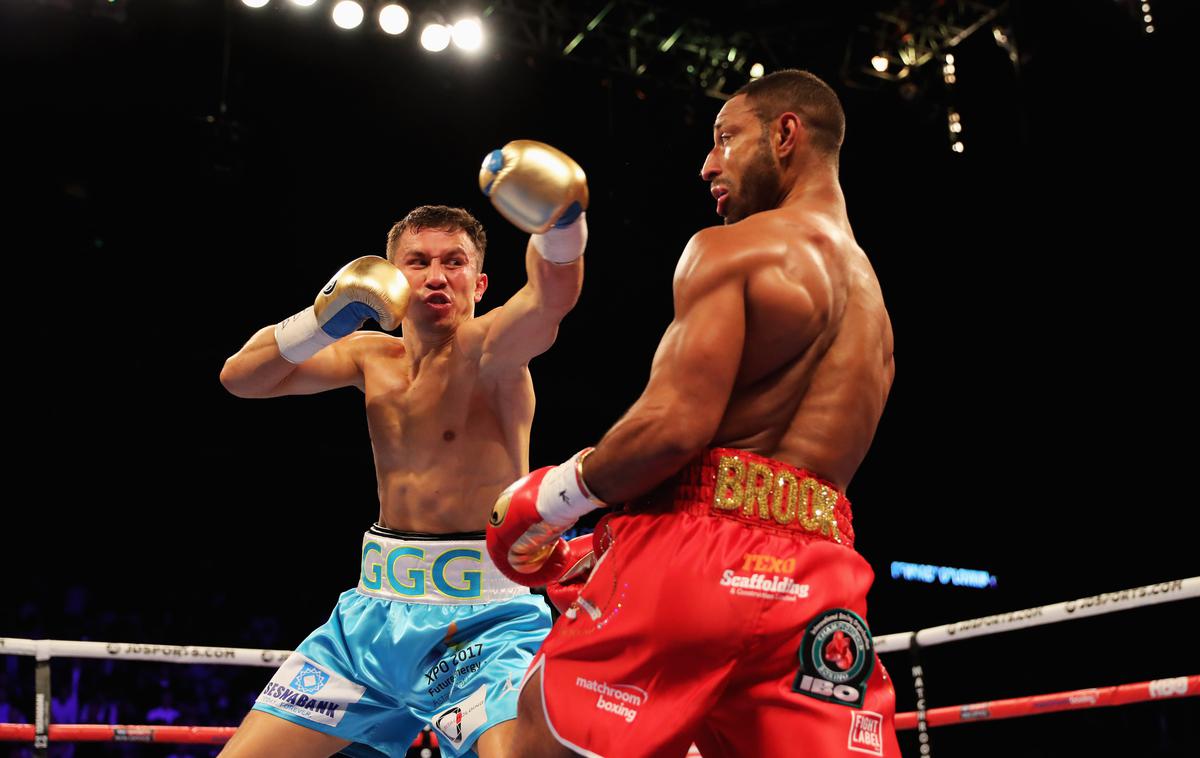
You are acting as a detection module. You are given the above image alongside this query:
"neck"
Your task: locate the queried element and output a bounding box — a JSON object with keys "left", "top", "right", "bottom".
{"left": 778, "top": 155, "right": 844, "bottom": 213}
{"left": 402, "top": 321, "right": 458, "bottom": 362}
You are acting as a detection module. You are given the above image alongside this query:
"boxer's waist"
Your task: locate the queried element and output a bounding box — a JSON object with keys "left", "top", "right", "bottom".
{"left": 625, "top": 448, "right": 854, "bottom": 548}
{"left": 357, "top": 524, "right": 529, "bottom": 605}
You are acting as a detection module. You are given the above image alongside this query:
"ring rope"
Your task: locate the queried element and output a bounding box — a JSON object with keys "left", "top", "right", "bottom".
{"left": 874, "top": 576, "right": 1198, "bottom": 653}
{"left": 2, "top": 675, "right": 1193, "bottom": 744}
{"left": 894, "top": 674, "right": 1199, "bottom": 730}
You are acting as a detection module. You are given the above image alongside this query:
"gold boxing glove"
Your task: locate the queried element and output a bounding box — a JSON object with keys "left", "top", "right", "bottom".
{"left": 479, "top": 140, "right": 588, "bottom": 236}
{"left": 274, "top": 256, "right": 410, "bottom": 364}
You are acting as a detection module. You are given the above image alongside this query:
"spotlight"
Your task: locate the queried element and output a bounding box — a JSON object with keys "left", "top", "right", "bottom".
{"left": 421, "top": 23, "right": 451, "bottom": 52}
{"left": 332, "top": 1, "right": 364, "bottom": 30}
{"left": 378, "top": 4, "right": 410, "bottom": 35}
{"left": 451, "top": 17, "right": 483, "bottom": 51}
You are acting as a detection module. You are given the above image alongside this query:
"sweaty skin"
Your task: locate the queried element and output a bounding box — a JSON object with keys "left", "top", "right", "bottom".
{"left": 220, "top": 226, "right": 579, "bottom": 758}
{"left": 510, "top": 89, "right": 896, "bottom": 758}
{"left": 220, "top": 227, "right": 583, "bottom": 533}
{"left": 583, "top": 93, "right": 894, "bottom": 500}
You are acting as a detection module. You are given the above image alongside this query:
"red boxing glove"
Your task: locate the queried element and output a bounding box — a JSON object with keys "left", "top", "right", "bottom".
{"left": 544, "top": 534, "right": 596, "bottom": 615}
{"left": 487, "top": 450, "right": 605, "bottom": 586}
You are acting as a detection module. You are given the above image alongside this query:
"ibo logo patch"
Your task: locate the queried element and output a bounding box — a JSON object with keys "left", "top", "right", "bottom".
{"left": 792, "top": 608, "right": 874, "bottom": 708}
{"left": 290, "top": 663, "right": 331, "bottom": 695}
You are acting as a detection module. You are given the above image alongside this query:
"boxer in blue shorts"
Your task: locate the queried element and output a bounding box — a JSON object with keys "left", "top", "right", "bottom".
{"left": 218, "top": 141, "right": 590, "bottom": 757}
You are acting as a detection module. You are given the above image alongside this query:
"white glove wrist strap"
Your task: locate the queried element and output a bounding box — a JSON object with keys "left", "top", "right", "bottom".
{"left": 536, "top": 448, "right": 606, "bottom": 524}
{"left": 532, "top": 212, "right": 588, "bottom": 264}
{"left": 275, "top": 306, "right": 336, "bottom": 364}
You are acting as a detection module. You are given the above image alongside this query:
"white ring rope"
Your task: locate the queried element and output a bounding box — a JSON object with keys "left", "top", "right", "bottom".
{"left": 0, "top": 638, "right": 291, "bottom": 667}
{"left": 874, "top": 576, "right": 1198, "bottom": 653}
{"left": 3, "top": 577, "right": 1195, "bottom": 663}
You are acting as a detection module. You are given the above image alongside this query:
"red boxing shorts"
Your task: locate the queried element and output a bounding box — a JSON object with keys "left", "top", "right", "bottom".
{"left": 524, "top": 448, "right": 900, "bottom": 758}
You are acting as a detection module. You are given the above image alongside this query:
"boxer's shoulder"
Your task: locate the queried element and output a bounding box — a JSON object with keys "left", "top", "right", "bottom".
{"left": 345, "top": 330, "right": 405, "bottom": 361}
{"left": 675, "top": 226, "right": 747, "bottom": 283}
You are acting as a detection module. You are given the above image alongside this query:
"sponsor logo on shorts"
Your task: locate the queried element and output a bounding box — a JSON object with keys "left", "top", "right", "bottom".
{"left": 432, "top": 685, "right": 489, "bottom": 749}
{"left": 1149, "top": 677, "right": 1189, "bottom": 699}
{"left": 500, "top": 675, "right": 517, "bottom": 698}
{"left": 792, "top": 608, "right": 874, "bottom": 708}
{"left": 423, "top": 643, "right": 487, "bottom": 702}
{"left": 847, "top": 710, "right": 884, "bottom": 755}
{"left": 574, "top": 677, "right": 647, "bottom": 724}
{"left": 720, "top": 554, "right": 809, "bottom": 601}
{"left": 255, "top": 654, "right": 364, "bottom": 727}
{"left": 290, "top": 663, "right": 330, "bottom": 695}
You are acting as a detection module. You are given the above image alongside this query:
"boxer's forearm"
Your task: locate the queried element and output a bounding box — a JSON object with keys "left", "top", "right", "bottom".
{"left": 219, "top": 325, "right": 299, "bottom": 398}
{"left": 584, "top": 402, "right": 709, "bottom": 503}
{"left": 524, "top": 241, "right": 583, "bottom": 315}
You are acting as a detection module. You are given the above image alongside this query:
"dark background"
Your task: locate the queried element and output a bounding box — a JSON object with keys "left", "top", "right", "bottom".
{"left": 3, "top": 0, "right": 1197, "bottom": 755}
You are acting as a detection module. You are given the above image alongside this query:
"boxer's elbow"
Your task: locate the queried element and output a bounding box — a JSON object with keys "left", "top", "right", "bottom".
{"left": 668, "top": 414, "right": 719, "bottom": 457}
{"left": 643, "top": 402, "right": 716, "bottom": 461}
{"left": 219, "top": 358, "right": 270, "bottom": 398}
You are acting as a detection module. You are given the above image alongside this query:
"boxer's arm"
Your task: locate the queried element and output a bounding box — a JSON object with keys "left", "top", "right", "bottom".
{"left": 220, "top": 329, "right": 380, "bottom": 398}
{"left": 582, "top": 230, "right": 746, "bottom": 502}
{"left": 479, "top": 242, "right": 583, "bottom": 369}
{"left": 221, "top": 255, "right": 407, "bottom": 397}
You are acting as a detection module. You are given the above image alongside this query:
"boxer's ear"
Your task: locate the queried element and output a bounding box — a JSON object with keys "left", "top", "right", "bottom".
{"left": 776, "top": 112, "right": 802, "bottom": 158}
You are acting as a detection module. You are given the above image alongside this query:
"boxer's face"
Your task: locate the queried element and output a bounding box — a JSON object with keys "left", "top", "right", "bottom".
{"left": 395, "top": 227, "right": 487, "bottom": 328}
{"left": 701, "top": 94, "right": 783, "bottom": 224}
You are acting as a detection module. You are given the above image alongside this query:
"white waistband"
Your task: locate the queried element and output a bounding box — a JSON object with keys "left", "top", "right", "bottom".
{"left": 357, "top": 532, "right": 529, "bottom": 605}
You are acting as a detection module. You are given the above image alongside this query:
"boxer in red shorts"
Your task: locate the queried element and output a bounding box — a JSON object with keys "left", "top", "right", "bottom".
{"left": 489, "top": 69, "right": 900, "bottom": 757}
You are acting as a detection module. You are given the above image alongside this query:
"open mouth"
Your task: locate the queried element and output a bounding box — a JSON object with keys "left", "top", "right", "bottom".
{"left": 711, "top": 185, "right": 730, "bottom": 215}
{"left": 425, "top": 293, "right": 451, "bottom": 306}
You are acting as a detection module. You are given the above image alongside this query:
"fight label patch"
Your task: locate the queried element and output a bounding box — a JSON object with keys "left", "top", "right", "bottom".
{"left": 432, "top": 684, "right": 489, "bottom": 750}
{"left": 847, "top": 710, "right": 884, "bottom": 755}
{"left": 255, "top": 654, "right": 364, "bottom": 727}
{"left": 792, "top": 608, "right": 874, "bottom": 708}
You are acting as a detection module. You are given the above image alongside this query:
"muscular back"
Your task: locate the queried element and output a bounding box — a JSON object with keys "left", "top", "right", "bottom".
{"left": 714, "top": 205, "right": 894, "bottom": 491}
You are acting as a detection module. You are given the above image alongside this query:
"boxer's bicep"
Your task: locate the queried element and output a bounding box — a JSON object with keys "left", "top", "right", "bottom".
{"left": 641, "top": 266, "right": 746, "bottom": 445}
{"left": 268, "top": 331, "right": 377, "bottom": 396}
{"left": 480, "top": 245, "right": 583, "bottom": 370}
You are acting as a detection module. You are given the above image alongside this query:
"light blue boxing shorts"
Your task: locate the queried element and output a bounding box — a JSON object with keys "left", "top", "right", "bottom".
{"left": 252, "top": 525, "right": 551, "bottom": 757}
